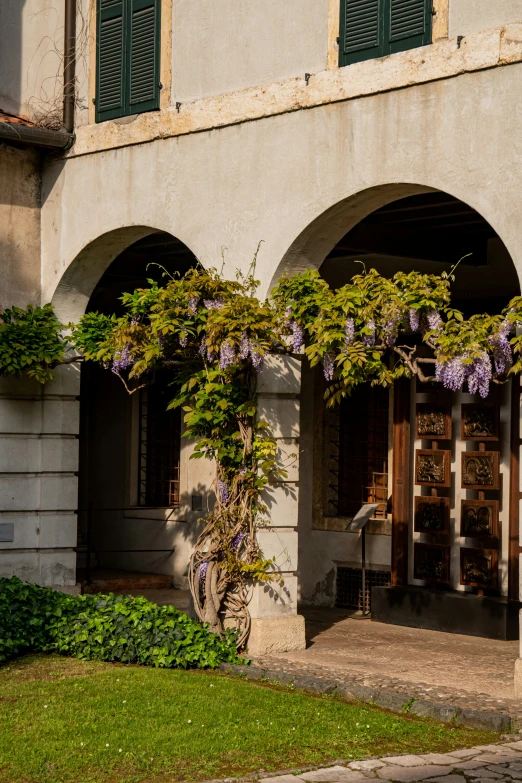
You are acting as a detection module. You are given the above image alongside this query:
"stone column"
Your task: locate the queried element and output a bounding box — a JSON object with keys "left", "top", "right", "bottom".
{"left": 246, "top": 354, "right": 306, "bottom": 656}
{"left": 0, "top": 365, "right": 79, "bottom": 590}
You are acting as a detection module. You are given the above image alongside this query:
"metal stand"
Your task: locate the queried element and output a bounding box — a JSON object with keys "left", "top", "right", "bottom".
{"left": 346, "top": 503, "right": 379, "bottom": 618}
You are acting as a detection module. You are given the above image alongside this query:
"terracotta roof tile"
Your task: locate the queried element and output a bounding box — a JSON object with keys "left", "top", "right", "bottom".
{"left": 0, "top": 110, "right": 35, "bottom": 127}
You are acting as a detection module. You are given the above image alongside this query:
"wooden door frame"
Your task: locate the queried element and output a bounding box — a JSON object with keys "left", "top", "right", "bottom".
{"left": 509, "top": 376, "right": 521, "bottom": 600}
{"left": 391, "top": 378, "right": 411, "bottom": 585}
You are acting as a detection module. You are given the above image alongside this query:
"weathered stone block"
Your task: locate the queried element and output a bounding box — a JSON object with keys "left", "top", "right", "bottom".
{"left": 248, "top": 574, "right": 298, "bottom": 618}
{"left": 39, "top": 550, "right": 76, "bottom": 586}
{"left": 372, "top": 690, "right": 412, "bottom": 713}
{"left": 257, "top": 396, "right": 300, "bottom": 438}
{"left": 257, "top": 354, "right": 301, "bottom": 395}
{"left": 0, "top": 436, "right": 78, "bottom": 473}
{"left": 247, "top": 615, "right": 306, "bottom": 655}
{"left": 455, "top": 709, "right": 512, "bottom": 733}
{"left": 260, "top": 482, "right": 299, "bottom": 526}
{"left": 411, "top": 700, "right": 459, "bottom": 723}
{"left": 256, "top": 529, "right": 298, "bottom": 571}
{"left": 275, "top": 439, "right": 299, "bottom": 481}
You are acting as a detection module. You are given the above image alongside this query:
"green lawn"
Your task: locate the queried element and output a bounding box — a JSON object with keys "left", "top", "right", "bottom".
{"left": 0, "top": 655, "right": 496, "bottom": 783}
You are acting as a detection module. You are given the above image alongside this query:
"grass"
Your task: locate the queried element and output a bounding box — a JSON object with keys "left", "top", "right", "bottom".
{"left": 0, "top": 654, "right": 497, "bottom": 783}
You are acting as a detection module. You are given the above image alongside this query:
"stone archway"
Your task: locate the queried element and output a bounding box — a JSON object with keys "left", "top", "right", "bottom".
{"left": 280, "top": 186, "right": 522, "bottom": 651}
{"left": 46, "top": 227, "right": 210, "bottom": 594}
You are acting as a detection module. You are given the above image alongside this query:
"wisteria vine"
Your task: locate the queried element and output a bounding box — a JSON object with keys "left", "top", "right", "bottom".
{"left": 1, "top": 263, "right": 522, "bottom": 647}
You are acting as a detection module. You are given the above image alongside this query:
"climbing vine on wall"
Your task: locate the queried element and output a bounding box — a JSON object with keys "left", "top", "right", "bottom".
{"left": 2, "top": 261, "right": 522, "bottom": 647}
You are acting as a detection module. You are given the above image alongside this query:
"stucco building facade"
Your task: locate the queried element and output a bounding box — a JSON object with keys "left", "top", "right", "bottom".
{"left": 3, "top": 0, "right": 522, "bottom": 672}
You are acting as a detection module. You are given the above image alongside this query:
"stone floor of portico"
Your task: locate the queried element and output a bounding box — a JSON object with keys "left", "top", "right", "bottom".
{"left": 254, "top": 606, "right": 522, "bottom": 728}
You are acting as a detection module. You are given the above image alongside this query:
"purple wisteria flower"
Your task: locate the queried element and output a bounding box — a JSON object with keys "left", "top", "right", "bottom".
{"left": 323, "top": 352, "right": 335, "bottom": 381}
{"left": 219, "top": 341, "right": 236, "bottom": 370}
{"left": 130, "top": 315, "right": 140, "bottom": 326}
{"left": 112, "top": 344, "right": 133, "bottom": 374}
{"left": 382, "top": 315, "right": 400, "bottom": 347}
{"left": 345, "top": 318, "right": 355, "bottom": 346}
{"left": 467, "top": 353, "right": 492, "bottom": 398}
{"left": 436, "top": 352, "right": 492, "bottom": 398}
{"left": 179, "top": 334, "right": 188, "bottom": 348}
{"left": 187, "top": 296, "right": 199, "bottom": 315}
{"left": 239, "top": 333, "right": 250, "bottom": 360}
{"left": 362, "top": 320, "right": 376, "bottom": 347}
{"left": 217, "top": 479, "right": 229, "bottom": 504}
{"left": 409, "top": 308, "right": 420, "bottom": 333}
{"left": 199, "top": 561, "right": 208, "bottom": 582}
{"left": 251, "top": 348, "right": 265, "bottom": 374}
{"left": 423, "top": 309, "right": 443, "bottom": 334}
{"left": 290, "top": 321, "right": 304, "bottom": 353}
{"left": 231, "top": 533, "right": 245, "bottom": 549}
{"left": 199, "top": 337, "right": 207, "bottom": 357}
{"left": 157, "top": 333, "right": 166, "bottom": 347}
{"left": 489, "top": 320, "right": 513, "bottom": 374}
{"left": 435, "top": 356, "right": 467, "bottom": 392}
{"left": 207, "top": 348, "right": 217, "bottom": 364}
{"left": 203, "top": 297, "right": 224, "bottom": 310}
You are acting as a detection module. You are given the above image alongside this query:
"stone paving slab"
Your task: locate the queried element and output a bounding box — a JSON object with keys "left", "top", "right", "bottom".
{"left": 252, "top": 741, "right": 522, "bottom": 783}
{"left": 199, "top": 739, "right": 522, "bottom": 783}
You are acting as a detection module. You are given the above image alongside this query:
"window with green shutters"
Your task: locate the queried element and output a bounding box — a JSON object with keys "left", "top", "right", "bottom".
{"left": 96, "top": 0, "right": 161, "bottom": 123}
{"left": 339, "top": 0, "right": 432, "bottom": 67}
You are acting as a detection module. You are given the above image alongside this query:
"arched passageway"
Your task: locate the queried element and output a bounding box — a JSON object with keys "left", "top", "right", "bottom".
{"left": 71, "top": 231, "right": 209, "bottom": 593}
{"left": 296, "top": 189, "right": 521, "bottom": 644}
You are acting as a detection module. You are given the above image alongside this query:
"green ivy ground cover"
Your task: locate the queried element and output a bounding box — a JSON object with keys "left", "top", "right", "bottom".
{"left": 0, "top": 654, "right": 496, "bottom": 783}
{"left": 0, "top": 577, "right": 239, "bottom": 668}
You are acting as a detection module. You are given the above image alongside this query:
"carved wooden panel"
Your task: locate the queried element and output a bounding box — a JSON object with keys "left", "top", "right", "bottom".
{"left": 460, "top": 499, "right": 499, "bottom": 539}
{"left": 461, "top": 404, "right": 499, "bottom": 441}
{"left": 415, "top": 449, "right": 451, "bottom": 487}
{"left": 461, "top": 451, "right": 499, "bottom": 491}
{"left": 416, "top": 403, "right": 451, "bottom": 440}
{"left": 460, "top": 547, "right": 498, "bottom": 589}
{"left": 414, "top": 496, "right": 450, "bottom": 534}
{"left": 414, "top": 543, "right": 450, "bottom": 583}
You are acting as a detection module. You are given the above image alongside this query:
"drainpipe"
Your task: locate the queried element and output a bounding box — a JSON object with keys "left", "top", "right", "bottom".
{"left": 63, "top": 0, "right": 76, "bottom": 133}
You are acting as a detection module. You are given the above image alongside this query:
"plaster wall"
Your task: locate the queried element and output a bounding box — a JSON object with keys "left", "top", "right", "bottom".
{"left": 0, "top": 0, "right": 64, "bottom": 123}
{"left": 43, "top": 64, "right": 522, "bottom": 313}
{"left": 0, "top": 145, "right": 41, "bottom": 308}
{"left": 171, "top": 0, "right": 328, "bottom": 104}
{"left": 449, "top": 1, "right": 522, "bottom": 38}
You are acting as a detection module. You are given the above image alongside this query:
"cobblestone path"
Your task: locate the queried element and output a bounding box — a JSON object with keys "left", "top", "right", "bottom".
{"left": 260, "top": 741, "right": 522, "bottom": 783}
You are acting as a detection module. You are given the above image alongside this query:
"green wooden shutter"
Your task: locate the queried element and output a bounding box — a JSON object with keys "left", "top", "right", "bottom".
{"left": 96, "top": 0, "right": 126, "bottom": 122}
{"left": 127, "top": 0, "right": 161, "bottom": 115}
{"left": 339, "top": 0, "right": 384, "bottom": 66}
{"left": 387, "top": 0, "right": 432, "bottom": 55}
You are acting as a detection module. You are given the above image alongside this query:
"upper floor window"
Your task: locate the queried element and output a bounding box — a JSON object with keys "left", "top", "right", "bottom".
{"left": 96, "top": 0, "right": 161, "bottom": 123}
{"left": 339, "top": 0, "right": 432, "bottom": 67}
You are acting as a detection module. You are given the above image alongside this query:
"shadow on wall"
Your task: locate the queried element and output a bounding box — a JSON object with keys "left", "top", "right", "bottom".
{"left": 0, "top": 144, "right": 42, "bottom": 307}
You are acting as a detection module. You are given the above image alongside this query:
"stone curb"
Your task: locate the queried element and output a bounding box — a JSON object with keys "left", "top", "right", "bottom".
{"left": 217, "top": 663, "right": 512, "bottom": 734}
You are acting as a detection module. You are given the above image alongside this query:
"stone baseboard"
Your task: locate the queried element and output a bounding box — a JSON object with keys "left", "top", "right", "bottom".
{"left": 48, "top": 583, "right": 82, "bottom": 596}
{"left": 247, "top": 615, "right": 306, "bottom": 656}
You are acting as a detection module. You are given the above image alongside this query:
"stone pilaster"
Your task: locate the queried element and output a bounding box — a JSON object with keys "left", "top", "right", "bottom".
{"left": 0, "top": 366, "right": 79, "bottom": 588}
{"left": 247, "top": 354, "right": 306, "bottom": 655}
